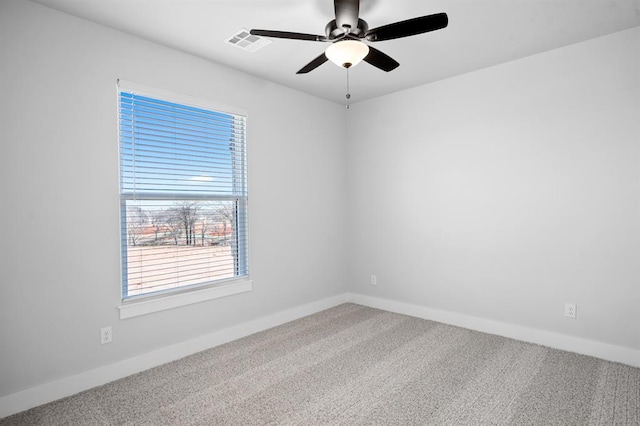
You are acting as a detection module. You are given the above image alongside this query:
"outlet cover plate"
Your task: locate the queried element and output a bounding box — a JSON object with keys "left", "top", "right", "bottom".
{"left": 564, "top": 303, "right": 576, "bottom": 319}
{"left": 101, "top": 326, "right": 113, "bottom": 344}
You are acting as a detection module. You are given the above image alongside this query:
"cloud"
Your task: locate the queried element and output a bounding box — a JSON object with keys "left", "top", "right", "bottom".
{"left": 189, "top": 175, "right": 214, "bottom": 182}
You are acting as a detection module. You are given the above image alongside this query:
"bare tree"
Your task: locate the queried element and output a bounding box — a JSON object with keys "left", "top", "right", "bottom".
{"left": 200, "top": 213, "right": 211, "bottom": 246}
{"left": 215, "top": 203, "right": 235, "bottom": 245}
{"left": 126, "top": 205, "right": 148, "bottom": 246}
{"left": 169, "top": 202, "right": 200, "bottom": 246}
{"left": 149, "top": 210, "right": 164, "bottom": 243}
{"left": 164, "top": 213, "right": 182, "bottom": 245}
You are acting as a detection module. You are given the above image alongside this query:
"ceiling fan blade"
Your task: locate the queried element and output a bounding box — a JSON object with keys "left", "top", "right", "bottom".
{"left": 363, "top": 46, "right": 399, "bottom": 72}
{"left": 296, "top": 53, "right": 329, "bottom": 74}
{"left": 365, "top": 13, "right": 448, "bottom": 42}
{"left": 250, "top": 29, "right": 327, "bottom": 42}
{"left": 334, "top": 0, "right": 360, "bottom": 31}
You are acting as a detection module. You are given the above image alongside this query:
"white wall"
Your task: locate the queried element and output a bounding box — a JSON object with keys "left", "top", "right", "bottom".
{"left": 0, "top": 0, "right": 348, "bottom": 399}
{"left": 346, "top": 27, "right": 640, "bottom": 351}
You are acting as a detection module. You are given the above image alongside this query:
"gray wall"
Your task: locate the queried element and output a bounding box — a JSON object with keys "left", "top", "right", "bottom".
{"left": 0, "top": 0, "right": 348, "bottom": 397}
{"left": 346, "top": 27, "right": 640, "bottom": 351}
{"left": 1, "top": 0, "right": 638, "bottom": 403}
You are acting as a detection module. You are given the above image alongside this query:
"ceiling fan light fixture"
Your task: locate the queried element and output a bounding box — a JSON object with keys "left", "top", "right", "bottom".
{"left": 325, "top": 40, "right": 369, "bottom": 69}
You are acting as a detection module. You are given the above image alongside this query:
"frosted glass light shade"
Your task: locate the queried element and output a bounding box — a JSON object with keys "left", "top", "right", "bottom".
{"left": 325, "top": 40, "right": 370, "bottom": 68}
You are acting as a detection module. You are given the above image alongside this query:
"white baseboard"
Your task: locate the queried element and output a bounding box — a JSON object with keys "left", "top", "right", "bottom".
{"left": 0, "top": 293, "right": 350, "bottom": 419}
{"left": 347, "top": 293, "right": 640, "bottom": 368}
{"left": 3, "top": 292, "right": 638, "bottom": 418}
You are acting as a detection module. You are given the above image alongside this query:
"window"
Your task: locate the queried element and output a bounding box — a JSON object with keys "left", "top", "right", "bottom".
{"left": 118, "top": 81, "right": 248, "bottom": 302}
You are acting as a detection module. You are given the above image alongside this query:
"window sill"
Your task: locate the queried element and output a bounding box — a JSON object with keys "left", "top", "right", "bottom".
{"left": 118, "top": 279, "right": 253, "bottom": 319}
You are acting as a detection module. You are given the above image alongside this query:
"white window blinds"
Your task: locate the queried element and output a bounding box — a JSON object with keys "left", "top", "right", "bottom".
{"left": 118, "top": 82, "right": 248, "bottom": 299}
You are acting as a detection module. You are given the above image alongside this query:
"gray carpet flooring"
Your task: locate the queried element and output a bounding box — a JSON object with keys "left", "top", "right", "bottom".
{"left": 1, "top": 303, "right": 639, "bottom": 425}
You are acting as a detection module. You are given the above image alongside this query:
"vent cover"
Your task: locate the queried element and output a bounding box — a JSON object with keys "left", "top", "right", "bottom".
{"left": 226, "top": 29, "right": 271, "bottom": 52}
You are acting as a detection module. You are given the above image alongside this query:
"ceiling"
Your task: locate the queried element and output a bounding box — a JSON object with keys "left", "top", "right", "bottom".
{"left": 33, "top": 0, "right": 640, "bottom": 104}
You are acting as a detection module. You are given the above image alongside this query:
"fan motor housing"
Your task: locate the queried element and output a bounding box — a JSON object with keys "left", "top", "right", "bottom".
{"left": 325, "top": 19, "right": 368, "bottom": 39}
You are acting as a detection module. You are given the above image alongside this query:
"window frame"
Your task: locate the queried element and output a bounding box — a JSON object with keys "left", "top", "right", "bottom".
{"left": 116, "top": 80, "right": 251, "bottom": 318}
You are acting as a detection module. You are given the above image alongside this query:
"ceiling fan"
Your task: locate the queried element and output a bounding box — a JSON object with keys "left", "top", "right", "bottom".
{"left": 250, "top": 0, "right": 448, "bottom": 74}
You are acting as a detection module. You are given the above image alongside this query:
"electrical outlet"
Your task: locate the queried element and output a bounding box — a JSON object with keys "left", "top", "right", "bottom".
{"left": 101, "top": 326, "right": 113, "bottom": 344}
{"left": 370, "top": 274, "right": 377, "bottom": 286}
{"left": 564, "top": 303, "right": 576, "bottom": 319}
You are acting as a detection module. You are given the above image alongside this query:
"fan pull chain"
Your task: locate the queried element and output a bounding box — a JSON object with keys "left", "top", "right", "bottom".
{"left": 345, "top": 68, "right": 351, "bottom": 109}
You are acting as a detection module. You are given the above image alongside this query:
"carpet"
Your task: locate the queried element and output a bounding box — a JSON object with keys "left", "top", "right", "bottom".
{"left": 1, "top": 304, "right": 638, "bottom": 425}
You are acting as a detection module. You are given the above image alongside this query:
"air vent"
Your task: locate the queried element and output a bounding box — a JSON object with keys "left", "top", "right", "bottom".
{"left": 226, "top": 29, "right": 271, "bottom": 52}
